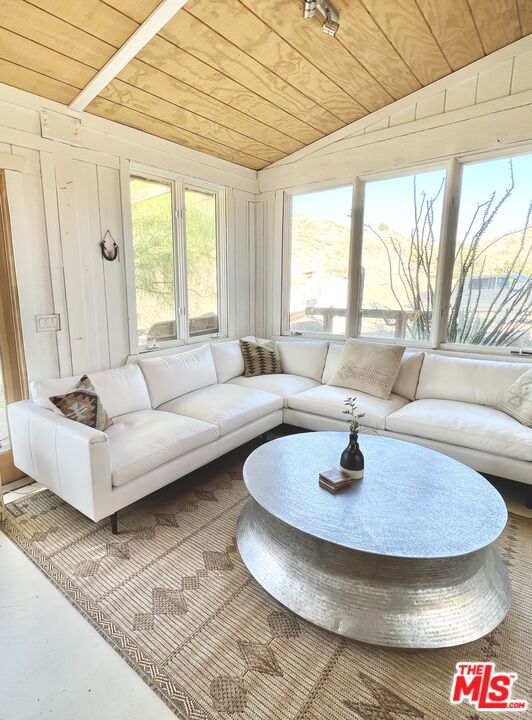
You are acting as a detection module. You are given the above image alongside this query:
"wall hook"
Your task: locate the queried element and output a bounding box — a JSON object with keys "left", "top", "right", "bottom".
{"left": 100, "top": 229, "right": 119, "bottom": 262}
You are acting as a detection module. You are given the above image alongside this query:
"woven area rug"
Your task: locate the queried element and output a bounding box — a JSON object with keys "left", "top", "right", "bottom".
{"left": 2, "top": 445, "right": 531, "bottom": 719}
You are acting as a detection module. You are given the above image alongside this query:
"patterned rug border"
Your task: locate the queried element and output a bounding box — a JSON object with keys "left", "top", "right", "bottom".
{"left": 1, "top": 513, "right": 214, "bottom": 720}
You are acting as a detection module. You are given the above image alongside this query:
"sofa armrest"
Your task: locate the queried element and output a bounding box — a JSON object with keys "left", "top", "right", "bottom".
{"left": 7, "top": 400, "right": 112, "bottom": 522}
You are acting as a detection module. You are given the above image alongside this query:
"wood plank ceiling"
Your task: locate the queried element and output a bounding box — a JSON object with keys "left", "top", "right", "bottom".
{"left": 0, "top": 0, "right": 530, "bottom": 170}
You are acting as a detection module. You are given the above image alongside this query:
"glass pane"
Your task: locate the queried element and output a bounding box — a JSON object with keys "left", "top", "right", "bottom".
{"left": 446, "top": 154, "right": 532, "bottom": 348}
{"left": 289, "top": 186, "right": 352, "bottom": 334}
{"left": 185, "top": 188, "right": 219, "bottom": 337}
{"left": 130, "top": 177, "right": 177, "bottom": 351}
{"left": 360, "top": 169, "right": 446, "bottom": 341}
{"left": 0, "top": 354, "right": 9, "bottom": 454}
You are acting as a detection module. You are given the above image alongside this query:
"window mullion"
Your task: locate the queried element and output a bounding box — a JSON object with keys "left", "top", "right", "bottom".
{"left": 347, "top": 179, "right": 363, "bottom": 338}
{"left": 173, "top": 177, "right": 188, "bottom": 342}
{"left": 431, "top": 158, "right": 462, "bottom": 349}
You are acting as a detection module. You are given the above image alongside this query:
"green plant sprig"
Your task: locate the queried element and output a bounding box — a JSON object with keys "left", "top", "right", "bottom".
{"left": 342, "top": 396, "right": 365, "bottom": 434}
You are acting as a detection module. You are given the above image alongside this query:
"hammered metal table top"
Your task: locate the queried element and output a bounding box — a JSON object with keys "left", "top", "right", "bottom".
{"left": 243, "top": 432, "right": 508, "bottom": 559}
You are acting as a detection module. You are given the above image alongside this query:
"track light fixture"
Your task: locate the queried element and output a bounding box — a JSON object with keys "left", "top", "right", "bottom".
{"left": 303, "top": 0, "right": 340, "bottom": 36}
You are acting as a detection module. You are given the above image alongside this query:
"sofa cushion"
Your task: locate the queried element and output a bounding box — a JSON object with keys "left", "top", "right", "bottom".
{"left": 228, "top": 374, "right": 319, "bottom": 406}
{"left": 210, "top": 340, "right": 245, "bottom": 383}
{"left": 106, "top": 409, "right": 219, "bottom": 487}
{"left": 30, "top": 363, "right": 151, "bottom": 417}
{"left": 392, "top": 352, "right": 425, "bottom": 401}
{"left": 288, "top": 384, "right": 409, "bottom": 430}
{"left": 386, "top": 399, "right": 532, "bottom": 462}
{"left": 416, "top": 353, "right": 530, "bottom": 407}
{"left": 328, "top": 339, "right": 405, "bottom": 400}
{"left": 276, "top": 340, "right": 328, "bottom": 381}
{"left": 321, "top": 343, "right": 343, "bottom": 384}
{"left": 322, "top": 343, "right": 424, "bottom": 400}
{"left": 159, "top": 384, "right": 282, "bottom": 436}
{"left": 89, "top": 364, "right": 151, "bottom": 418}
{"left": 138, "top": 344, "right": 217, "bottom": 408}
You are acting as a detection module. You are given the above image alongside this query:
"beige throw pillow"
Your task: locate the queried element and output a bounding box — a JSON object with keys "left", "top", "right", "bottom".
{"left": 328, "top": 339, "right": 405, "bottom": 399}
{"left": 49, "top": 375, "right": 113, "bottom": 431}
{"left": 497, "top": 368, "right": 532, "bottom": 427}
{"left": 239, "top": 339, "right": 282, "bottom": 377}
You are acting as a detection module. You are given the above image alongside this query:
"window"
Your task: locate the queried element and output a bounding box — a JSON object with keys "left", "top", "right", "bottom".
{"left": 446, "top": 154, "right": 532, "bottom": 349}
{"left": 283, "top": 149, "right": 532, "bottom": 354}
{"left": 129, "top": 172, "right": 224, "bottom": 352}
{"left": 360, "top": 169, "right": 446, "bottom": 342}
{"left": 185, "top": 187, "right": 219, "bottom": 337}
{"left": 130, "top": 177, "right": 177, "bottom": 349}
{"left": 287, "top": 186, "right": 352, "bottom": 335}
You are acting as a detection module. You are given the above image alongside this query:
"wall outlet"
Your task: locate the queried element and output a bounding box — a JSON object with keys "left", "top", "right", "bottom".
{"left": 35, "top": 314, "right": 61, "bottom": 332}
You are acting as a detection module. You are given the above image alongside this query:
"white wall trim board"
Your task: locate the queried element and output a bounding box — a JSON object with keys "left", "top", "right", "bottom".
{"left": 69, "top": 0, "right": 189, "bottom": 112}
{"left": 0, "top": 152, "right": 27, "bottom": 172}
{"left": 263, "top": 35, "right": 532, "bottom": 172}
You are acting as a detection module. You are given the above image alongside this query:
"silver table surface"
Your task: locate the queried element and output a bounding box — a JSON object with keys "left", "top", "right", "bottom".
{"left": 236, "top": 432, "right": 511, "bottom": 648}
{"left": 242, "top": 432, "right": 508, "bottom": 558}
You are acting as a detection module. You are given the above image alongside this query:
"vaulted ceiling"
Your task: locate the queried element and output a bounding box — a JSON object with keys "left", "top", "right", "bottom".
{"left": 0, "top": 0, "right": 530, "bottom": 169}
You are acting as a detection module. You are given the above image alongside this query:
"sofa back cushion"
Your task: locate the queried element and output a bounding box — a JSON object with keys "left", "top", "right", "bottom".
{"left": 89, "top": 364, "right": 151, "bottom": 418}
{"left": 30, "top": 363, "right": 151, "bottom": 418}
{"left": 322, "top": 343, "right": 343, "bottom": 385}
{"left": 416, "top": 353, "right": 530, "bottom": 407}
{"left": 392, "top": 352, "right": 425, "bottom": 401}
{"left": 276, "top": 340, "right": 328, "bottom": 381}
{"left": 210, "top": 340, "right": 245, "bottom": 383}
{"left": 139, "top": 344, "right": 217, "bottom": 408}
{"left": 322, "top": 343, "right": 424, "bottom": 400}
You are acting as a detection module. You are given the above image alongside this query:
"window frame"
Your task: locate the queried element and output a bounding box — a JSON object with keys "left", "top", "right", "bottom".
{"left": 280, "top": 149, "right": 532, "bottom": 356}
{"left": 126, "top": 164, "right": 227, "bottom": 355}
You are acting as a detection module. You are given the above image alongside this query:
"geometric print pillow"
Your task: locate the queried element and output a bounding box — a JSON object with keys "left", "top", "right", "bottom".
{"left": 497, "top": 368, "right": 532, "bottom": 427}
{"left": 239, "top": 339, "right": 282, "bottom": 378}
{"left": 49, "top": 375, "right": 113, "bottom": 431}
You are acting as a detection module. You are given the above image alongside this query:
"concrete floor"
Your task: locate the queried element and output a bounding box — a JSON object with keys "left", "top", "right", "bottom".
{"left": 0, "top": 493, "right": 176, "bottom": 720}
{"left": 1, "top": 470, "right": 530, "bottom": 720}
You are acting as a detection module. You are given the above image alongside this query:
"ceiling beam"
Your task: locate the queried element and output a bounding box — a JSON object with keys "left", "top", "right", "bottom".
{"left": 69, "top": 0, "right": 188, "bottom": 112}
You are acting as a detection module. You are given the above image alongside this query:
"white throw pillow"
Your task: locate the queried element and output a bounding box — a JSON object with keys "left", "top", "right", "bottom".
{"left": 210, "top": 340, "right": 245, "bottom": 383}
{"left": 138, "top": 344, "right": 217, "bottom": 408}
{"left": 497, "top": 368, "right": 532, "bottom": 427}
{"left": 276, "top": 340, "right": 328, "bottom": 381}
{"left": 328, "top": 339, "right": 405, "bottom": 400}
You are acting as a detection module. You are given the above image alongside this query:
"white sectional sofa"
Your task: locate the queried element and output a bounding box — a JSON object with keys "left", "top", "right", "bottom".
{"left": 7, "top": 338, "right": 532, "bottom": 531}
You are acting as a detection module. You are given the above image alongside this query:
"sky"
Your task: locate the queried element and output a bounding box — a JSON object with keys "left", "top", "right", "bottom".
{"left": 292, "top": 153, "right": 532, "bottom": 242}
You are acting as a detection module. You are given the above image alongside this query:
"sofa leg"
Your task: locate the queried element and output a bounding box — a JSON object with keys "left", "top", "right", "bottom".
{"left": 526, "top": 490, "right": 532, "bottom": 510}
{"left": 110, "top": 512, "right": 118, "bottom": 535}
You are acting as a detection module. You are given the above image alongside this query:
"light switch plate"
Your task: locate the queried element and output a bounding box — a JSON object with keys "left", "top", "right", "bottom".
{"left": 35, "top": 314, "right": 61, "bottom": 332}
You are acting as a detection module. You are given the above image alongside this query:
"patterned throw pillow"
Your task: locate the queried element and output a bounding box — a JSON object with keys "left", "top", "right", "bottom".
{"left": 497, "top": 368, "right": 532, "bottom": 427}
{"left": 239, "top": 339, "right": 282, "bottom": 377}
{"left": 328, "top": 339, "right": 405, "bottom": 400}
{"left": 49, "top": 375, "right": 113, "bottom": 431}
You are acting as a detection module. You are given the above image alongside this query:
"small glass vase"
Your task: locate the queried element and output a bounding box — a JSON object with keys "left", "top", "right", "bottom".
{"left": 339, "top": 431, "right": 364, "bottom": 479}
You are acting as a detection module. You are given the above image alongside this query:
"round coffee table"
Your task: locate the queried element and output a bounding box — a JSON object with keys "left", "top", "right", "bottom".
{"left": 236, "top": 432, "right": 510, "bottom": 648}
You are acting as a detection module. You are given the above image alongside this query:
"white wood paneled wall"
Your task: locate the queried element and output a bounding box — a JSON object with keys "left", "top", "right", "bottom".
{"left": 0, "top": 85, "right": 257, "bottom": 383}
